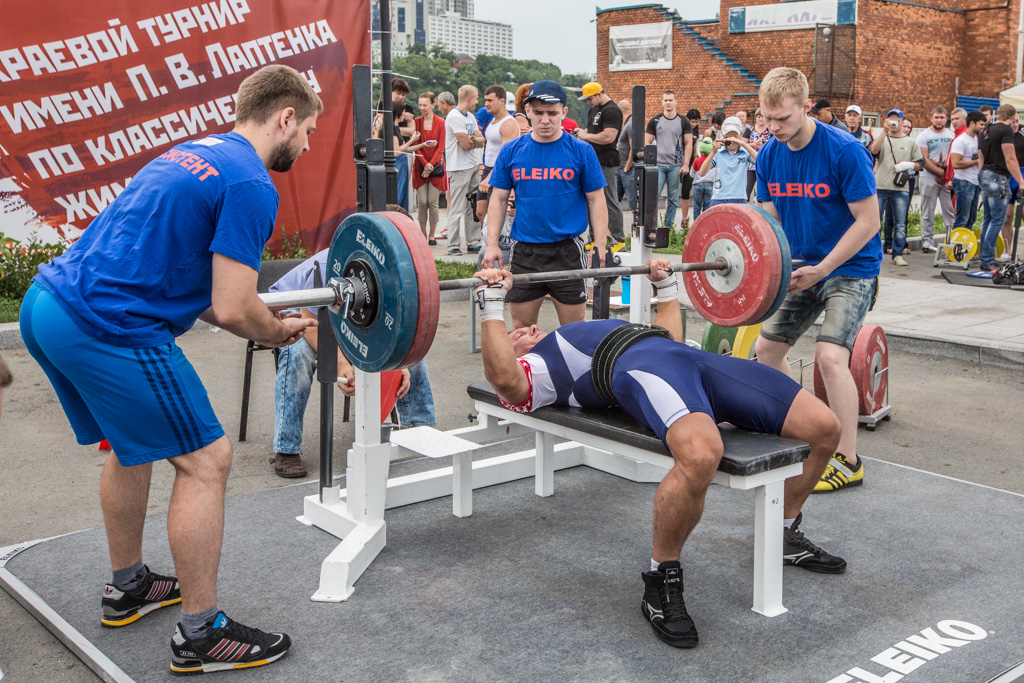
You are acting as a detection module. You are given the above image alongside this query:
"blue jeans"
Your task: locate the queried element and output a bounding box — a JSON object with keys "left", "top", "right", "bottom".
{"left": 877, "top": 189, "right": 909, "bottom": 257}
{"left": 395, "top": 359, "right": 436, "bottom": 428}
{"left": 396, "top": 154, "right": 410, "bottom": 210}
{"left": 979, "top": 169, "right": 1010, "bottom": 267}
{"left": 274, "top": 339, "right": 435, "bottom": 453}
{"left": 657, "top": 166, "right": 681, "bottom": 227}
{"left": 951, "top": 178, "right": 980, "bottom": 230}
{"left": 692, "top": 183, "right": 713, "bottom": 219}
{"left": 708, "top": 198, "right": 747, "bottom": 207}
{"left": 619, "top": 167, "right": 637, "bottom": 210}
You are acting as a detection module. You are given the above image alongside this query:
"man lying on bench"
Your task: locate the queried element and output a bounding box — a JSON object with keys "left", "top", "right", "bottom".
{"left": 472, "top": 258, "right": 845, "bottom": 649}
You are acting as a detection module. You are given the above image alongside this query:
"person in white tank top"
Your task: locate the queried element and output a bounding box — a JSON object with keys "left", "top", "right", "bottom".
{"left": 476, "top": 85, "right": 521, "bottom": 222}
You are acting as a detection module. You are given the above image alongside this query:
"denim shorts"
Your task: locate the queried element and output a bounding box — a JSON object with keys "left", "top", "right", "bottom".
{"left": 760, "top": 276, "right": 877, "bottom": 351}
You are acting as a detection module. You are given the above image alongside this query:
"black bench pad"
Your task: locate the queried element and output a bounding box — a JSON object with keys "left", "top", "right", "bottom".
{"left": 468, "top": 383, "right": 809, "bottom": 477}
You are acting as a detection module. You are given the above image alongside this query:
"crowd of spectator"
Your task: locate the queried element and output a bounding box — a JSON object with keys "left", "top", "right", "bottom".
{"left": 382, "top": 76, "right": 1021, "bottom": 273}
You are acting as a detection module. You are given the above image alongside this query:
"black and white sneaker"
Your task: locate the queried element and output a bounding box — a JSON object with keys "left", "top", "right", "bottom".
{"left": 101, "top": 567, "right": 181, "bottom": 627}
{"left": 783, "top": 513, "right": 847, "bottom": 574}
{"left": 640, "top": 561, "right": 698, "bottom": 648}
{"left": 170, "top": 612, "right": 291, "bottom": 676}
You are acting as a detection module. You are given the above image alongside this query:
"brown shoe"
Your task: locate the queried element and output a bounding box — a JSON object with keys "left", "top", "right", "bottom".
{"left": 270, "top": 453, "right": 307, "bottom": 478}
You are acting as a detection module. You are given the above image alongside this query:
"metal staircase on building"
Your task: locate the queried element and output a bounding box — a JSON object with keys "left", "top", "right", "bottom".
{"left": 654, "top": 6, "right": 762, "bottom": 121}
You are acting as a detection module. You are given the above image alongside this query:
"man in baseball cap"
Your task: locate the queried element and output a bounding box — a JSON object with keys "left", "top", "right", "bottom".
{"left": 577, "top": 81, "right": 604, "bottom": 101}
{"left": 845, "top": 105, "right": 873, "bottom": 147}
{"left": 481, "top": 77, "right": 611, "bottom": 332}
{"left": 810, "top": 97, "right": 850, "bottom": 132}
{"left": 575, "top": 80, "right": 626, "bottom": 243}
{"left": 525, "top": 79, "right": 568, "bottom": 105}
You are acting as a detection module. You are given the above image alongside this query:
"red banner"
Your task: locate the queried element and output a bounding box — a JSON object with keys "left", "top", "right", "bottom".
{"left": 0, "top": 0, "right": 369, "bottom": 251}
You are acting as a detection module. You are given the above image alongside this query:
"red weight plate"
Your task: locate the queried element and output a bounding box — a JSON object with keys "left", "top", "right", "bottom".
{"left": 812, "top": 353, "right": 829, "bottom": 406}
{"left": 380, "top": 370, "right": 404, "bottom": 422}
{"left": 850, "top": 324, "right": 888, "bottom": 415}
{"left": 379, "top": 211, "right": 440, "bottom": 369}
{"left": 681, "top": 204, "right": 783, "bottom": 327}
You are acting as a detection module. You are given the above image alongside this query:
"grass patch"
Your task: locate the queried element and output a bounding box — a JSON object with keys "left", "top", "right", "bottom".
{"left": 0, "top": 298, "right": 20, "bottom": 324}
{"left": 434, "top": 259, "right": 479, "bottom": 281}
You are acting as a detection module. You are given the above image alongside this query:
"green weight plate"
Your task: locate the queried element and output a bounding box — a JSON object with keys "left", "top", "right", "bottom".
{"left": 701, "top": 323, "right": 738, "bottom": 355}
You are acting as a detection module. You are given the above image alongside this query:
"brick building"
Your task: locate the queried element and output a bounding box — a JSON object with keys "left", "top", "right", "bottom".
{"left": 596, "top": 1, "right": 1022, "bottom": 126}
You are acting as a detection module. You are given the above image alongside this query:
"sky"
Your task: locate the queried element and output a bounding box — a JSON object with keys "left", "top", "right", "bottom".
{"left": 471, "top": 0, "right": 718, "bottom": 76}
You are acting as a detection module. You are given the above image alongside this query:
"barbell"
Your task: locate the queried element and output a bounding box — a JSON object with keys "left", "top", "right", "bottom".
{"left": 258, "top": 204, "right": 796, "bottom": 372}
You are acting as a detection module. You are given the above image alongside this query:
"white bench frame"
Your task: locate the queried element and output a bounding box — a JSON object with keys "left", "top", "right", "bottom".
{"left": 298, "top": 370, "right": 801, "bottom": 617}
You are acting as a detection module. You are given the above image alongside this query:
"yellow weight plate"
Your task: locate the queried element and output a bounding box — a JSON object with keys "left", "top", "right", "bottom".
{"left": 731, "top": 323, "right": 763, "bottom": 360}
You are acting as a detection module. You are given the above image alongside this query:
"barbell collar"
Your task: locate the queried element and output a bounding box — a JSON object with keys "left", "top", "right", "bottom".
{"left": 259, "top": 284, "right": 342, "bottom": 311}
{"left": 438, "top": 260, "right": 727, "bottom": 291}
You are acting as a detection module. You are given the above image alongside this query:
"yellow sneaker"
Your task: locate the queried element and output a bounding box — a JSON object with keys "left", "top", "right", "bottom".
{"left": 813, "top": 453, "right": 864, "bottom": 493}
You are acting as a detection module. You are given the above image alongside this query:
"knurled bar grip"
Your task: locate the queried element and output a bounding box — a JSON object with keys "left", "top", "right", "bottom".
{"left": 438, "top": 260, "right": 726, "bottom": 291}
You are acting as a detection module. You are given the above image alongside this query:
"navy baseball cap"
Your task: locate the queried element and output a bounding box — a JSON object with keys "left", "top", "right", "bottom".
{"left": 886, "top": 108, "right": 905, "bottom": 119}
{"left": 525, "top": 80, "right": 567, "bottom": 105}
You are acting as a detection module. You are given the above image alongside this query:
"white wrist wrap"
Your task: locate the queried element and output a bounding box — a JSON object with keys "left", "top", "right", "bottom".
{"left": 475, "top": 286, "right": 507, "bottom": 322}
{"left": 652, "top": 274, "right": 679, "bottom": 300}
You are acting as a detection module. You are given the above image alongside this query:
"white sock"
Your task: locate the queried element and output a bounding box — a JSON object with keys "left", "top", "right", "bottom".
{"left": 783, "top": 518, "right": 796, "bottom": 529}
{"left": 650, "top": 558, "right": 660, "bottom": 572}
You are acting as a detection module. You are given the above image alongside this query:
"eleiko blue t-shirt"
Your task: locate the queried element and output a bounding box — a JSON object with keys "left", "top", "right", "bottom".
{"left": 710, "top": 146, "right": 751, "bottom": 200}
{"left": 36, "top": 132, "right": 279, "bottom": 347}
{"left": 756, "top": 121, "right": 880, "bottom": 279}
{"left": 488, "top": 131, "right": 607, "bottom": 243}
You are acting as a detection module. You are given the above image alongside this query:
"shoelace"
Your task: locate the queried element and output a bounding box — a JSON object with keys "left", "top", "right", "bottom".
{"left": 215, "top": 618, "right": 265, "bottom": 645}
{"left": 786, "top": 527, "right": 824, "bottom": 557}
{"left": 660, "top": 581, "right": 690, "bottom": 623}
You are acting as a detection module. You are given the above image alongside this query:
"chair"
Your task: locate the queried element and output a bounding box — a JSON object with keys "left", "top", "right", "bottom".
{"left": 238, "top": 258, "right": 307, "bottom": 442}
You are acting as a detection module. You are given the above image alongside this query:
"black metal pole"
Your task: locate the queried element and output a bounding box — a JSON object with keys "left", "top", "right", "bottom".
{"left": 380, "top": 0, "right": 397, "bottom": 204}
{"left": 313, "top": 267, "right": 338, "bottom": 502}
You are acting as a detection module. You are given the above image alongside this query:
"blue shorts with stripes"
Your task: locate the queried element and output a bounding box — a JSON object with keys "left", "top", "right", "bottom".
{"left": 20, "top": 284, "right": 224, "bottom": 466}
{"left": 611, "top": 338, "right": 802, "bottom": 445}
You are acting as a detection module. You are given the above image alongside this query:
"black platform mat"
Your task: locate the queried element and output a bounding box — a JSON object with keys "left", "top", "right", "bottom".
{"left": 942, "top": 269, "right": 1024, "bottom": 290}
{"left": 3, "top": 458, "right": 1024, "bottom": 682}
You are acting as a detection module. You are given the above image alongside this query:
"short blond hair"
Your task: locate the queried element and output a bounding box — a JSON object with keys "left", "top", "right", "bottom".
{"left": 458, "top": 84, "right": 478, "bottom": 103}
{"left": 235, "top": 65, "right": 323, "bottom": 125}
{"left": 759, "top": 67, "right": 809, "bottom": 107}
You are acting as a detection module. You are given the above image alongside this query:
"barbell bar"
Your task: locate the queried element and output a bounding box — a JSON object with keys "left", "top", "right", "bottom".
{"left": 260, "top": 260, "right": 731, "bottom": 311}
{"left": 257, "top": 204, "right": 797, "bottom": 372}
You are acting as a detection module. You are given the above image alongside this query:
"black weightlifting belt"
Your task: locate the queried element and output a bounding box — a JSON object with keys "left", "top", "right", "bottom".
{"left": 591, "top": 323, "right": 674, "bottom": 406}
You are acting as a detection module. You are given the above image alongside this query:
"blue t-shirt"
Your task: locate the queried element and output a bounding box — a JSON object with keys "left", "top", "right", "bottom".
{"left": 36, "top": 132, "right": 279, "bottom": 347}
{"left": 756, "top": 121, "right": 881, "bottom": 279}
{"left": 489, "top": 132, "right": 607, "bottom": 243}
{"left": 711, "top": 146, "right": 751, "bottom": 200}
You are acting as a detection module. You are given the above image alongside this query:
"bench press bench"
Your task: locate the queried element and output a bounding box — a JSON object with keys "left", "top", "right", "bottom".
{"left": 465, "top": 382, "right": 810, "bottom": 617}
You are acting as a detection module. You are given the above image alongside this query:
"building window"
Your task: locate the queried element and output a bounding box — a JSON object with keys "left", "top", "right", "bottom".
{"left": 397, "top": 7, "right": 405, "bottom": 33}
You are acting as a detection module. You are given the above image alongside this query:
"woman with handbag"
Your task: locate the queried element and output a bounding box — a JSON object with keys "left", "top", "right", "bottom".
{"left": 413, "top": 92, "right": 448, "bottom": 245}
{"left": 870, "top": 109, "right": 923, "bottom": 265}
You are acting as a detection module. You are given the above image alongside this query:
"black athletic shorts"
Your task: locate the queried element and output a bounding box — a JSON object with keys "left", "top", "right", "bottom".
{"left": 476, "top": 166, "right": 493, "bottom": 203}
{"left": 506, "top": 235, "right": 589, "bottom": 305}
{"left": 680, "top": 171, "right": 693, "bottom": 199}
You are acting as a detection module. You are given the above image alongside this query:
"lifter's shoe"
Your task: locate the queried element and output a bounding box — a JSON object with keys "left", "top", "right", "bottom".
{"left": 170, "top": 612, "right": 291, "bottom": 676}
{"left": 813, "top": 452, "right": 863, "bottom": 493}
{"left": 640, "top": 561, "right": 698, "bottom": 648}
{"left": 783, "top": 513, "right": 847, "bottom": 574}
{"left": 101, "top": 568, "right": 181, "bottom": 627}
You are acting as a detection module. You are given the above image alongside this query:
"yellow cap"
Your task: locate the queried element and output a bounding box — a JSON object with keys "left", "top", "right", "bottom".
{"left": 578, "top": 82, "right": 604, "bottom": 100}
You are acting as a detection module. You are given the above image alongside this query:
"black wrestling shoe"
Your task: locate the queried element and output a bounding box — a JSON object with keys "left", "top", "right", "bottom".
{"left": 640, "top": 561, "right": 698, "bottom": 648}
{"left": 783, "top": 513, "right": 847, "bottom": 574}
{"left": 101, "top": 567, "right": 181, "bottom": 627}
{"left": 170, "top": 612, "right": 291, "bottom": 676}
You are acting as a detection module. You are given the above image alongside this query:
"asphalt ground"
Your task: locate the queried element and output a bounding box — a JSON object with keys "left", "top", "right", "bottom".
{"left": 1, "top": 299, "right": 1023, "bottom": 681}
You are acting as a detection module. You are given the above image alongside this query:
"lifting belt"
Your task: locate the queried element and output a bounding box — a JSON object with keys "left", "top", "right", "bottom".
{"left": 591, "top": 323, "right": 673, "bottom": 406}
